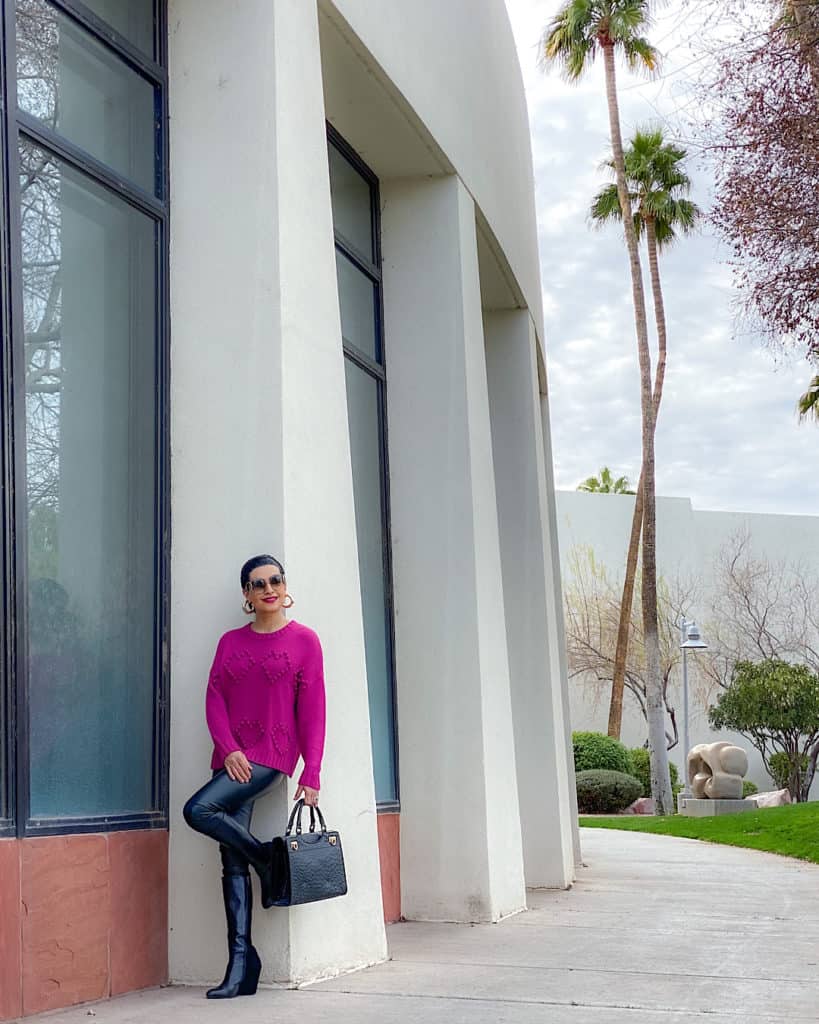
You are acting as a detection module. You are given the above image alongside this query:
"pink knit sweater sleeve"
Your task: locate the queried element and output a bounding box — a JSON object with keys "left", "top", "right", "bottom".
{"left": 205, "top": 637, "right": 240, "bottom": 767}
{"left": 296, "top": 633, "right": 326, "bottom": 790}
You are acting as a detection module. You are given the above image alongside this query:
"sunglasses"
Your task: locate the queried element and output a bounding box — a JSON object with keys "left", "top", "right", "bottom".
{"left": 246, "top": 574, "right": 285, "bottom": 592}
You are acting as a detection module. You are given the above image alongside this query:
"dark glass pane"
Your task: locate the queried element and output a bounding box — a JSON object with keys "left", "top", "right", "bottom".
{"left": 0, "top": 304, "right": 6, "bottom": 819}
{"left": 328, "top": 145, "right": 374, "bottom": 261}
{"left": 20, "top": 140, "right": 157, "bottom": 818}
{"left": 336, "top": 250, "right": 378, "bottom": 362}
{"left": 17, "top": 0, "right": 157, "bottom": 194}
{"left": 80, "top": 0, "right": 155, "bottom": 57}
{"left": 0, "top": 629, "right": 6, "bottom": 820}
{"left": 344, "top": 360, "right": 396, "bottom": 803}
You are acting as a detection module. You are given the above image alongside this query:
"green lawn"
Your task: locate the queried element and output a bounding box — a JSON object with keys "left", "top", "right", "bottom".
{"left": 580, "top": 801, "right": 819, "bottom": 865}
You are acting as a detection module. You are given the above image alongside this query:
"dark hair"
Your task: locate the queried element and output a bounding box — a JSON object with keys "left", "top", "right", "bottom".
{"left": 240, "top": 554, "right": 285, "bottom": 589}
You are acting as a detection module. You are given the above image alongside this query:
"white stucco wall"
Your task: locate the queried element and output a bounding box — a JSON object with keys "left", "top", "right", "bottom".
{"left": 168, "top": 0, "right": 386, "bottom": 985}
{"left": 320, "top": 0, "right": 544, "bottom": 338}
{"left": 556, "top": 491, "right": 819, "bottom": 793}
{"left": 166, "top": 0, "right": 575, "bottom": 984}
{"left": 485, "top": 310, "right": 575, "bottom": 887}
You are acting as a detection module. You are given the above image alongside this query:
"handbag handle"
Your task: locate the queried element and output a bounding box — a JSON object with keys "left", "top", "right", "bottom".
{"left": 286, "top": 798, "right": 328, "bottom": 836}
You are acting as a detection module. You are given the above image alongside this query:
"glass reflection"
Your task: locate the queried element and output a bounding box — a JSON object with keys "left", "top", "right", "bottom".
{"left": 336, "top": 250, "right": 378, "bottom": 362}
{"left": 80, "top": 0, "right": 155, "bottom": 57}
{"left": 344, "top": 362, "right": 396, "bottom": 803}
{"left": 16, "top": 0, "right": 157, "bottom": 194}
{"left": 328, "top": 146, "right": 374, "bottom": 261}
{"left": 20, "top": 140, "right": 157, "bottom": 818}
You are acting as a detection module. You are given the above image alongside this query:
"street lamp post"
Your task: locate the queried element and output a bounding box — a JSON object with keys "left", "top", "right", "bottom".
{"left": 680, "top": 620, "right": 709, "bottom": 798}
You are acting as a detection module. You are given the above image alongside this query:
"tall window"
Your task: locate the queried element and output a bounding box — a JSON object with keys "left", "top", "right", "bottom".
{"left": 328, "top": 128, "right": 398, "bottom": 807}
{"left": 1, "top": 0, "right": 168, "bottom": 836}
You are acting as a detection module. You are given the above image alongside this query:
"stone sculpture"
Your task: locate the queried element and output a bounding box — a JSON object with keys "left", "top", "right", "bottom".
{"left": 687, "top": 741, "right": 748, "bottom": 799}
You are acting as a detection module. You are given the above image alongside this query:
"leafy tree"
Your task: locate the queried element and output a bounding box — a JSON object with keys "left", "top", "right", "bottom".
{"left": 708, "top": 659, "right": 819, "bottom": 802}
{"left": 577, "top": 466, "right": 635, "bottom": 494}
{"left": 541, "top": 0, "right": 674, "bottom": 813}
{"left": 768, "top": 752, "right": 809, "bottom": 794}
{"left": 693, "top": 1, "right": 819, "bottom": 378}
{"left": 590, "top": 128, "right": 699, "bottom": 741}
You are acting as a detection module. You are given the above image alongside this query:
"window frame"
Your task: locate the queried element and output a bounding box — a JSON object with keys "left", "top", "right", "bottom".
{"left": 328, "top": 124, "right": 399, "bottom": 813}
{"left": 0, "top": 0, "right": 170, "bottom": 837}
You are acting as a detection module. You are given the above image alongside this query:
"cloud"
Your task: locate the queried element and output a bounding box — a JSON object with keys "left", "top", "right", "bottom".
{"left": 505, "top": 0, "right": 818, "bottom": 516}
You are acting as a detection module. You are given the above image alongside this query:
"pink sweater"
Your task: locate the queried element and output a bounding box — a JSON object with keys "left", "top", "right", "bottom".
{"left": 205, "top": 620, "right": 326, "bottom": 790}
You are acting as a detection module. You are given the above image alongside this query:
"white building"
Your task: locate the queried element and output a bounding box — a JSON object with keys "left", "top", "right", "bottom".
{"left": 557, "top": 490, "right": 819, "bottom": 794}
{"left": 0, "top": 2, "right": 578, "bottom": 1017}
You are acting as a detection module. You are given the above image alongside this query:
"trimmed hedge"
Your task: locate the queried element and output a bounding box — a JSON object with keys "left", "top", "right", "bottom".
{"left": 575, "top": 769, "right": 642, "bottom": 814}
{"left": 572, "top": 731, "right": 634, "bottom": 776}
{"left": 629, "top": 746, "right": 680, "bottom": 798}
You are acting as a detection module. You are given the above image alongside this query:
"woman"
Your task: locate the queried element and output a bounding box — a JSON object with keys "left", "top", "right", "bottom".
{"left": 183, "top": 554, "right": 326, "bottom": 999}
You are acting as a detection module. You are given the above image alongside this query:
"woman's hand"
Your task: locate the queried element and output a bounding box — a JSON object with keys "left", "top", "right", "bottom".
{"left": 224, "top": 750, "right": 253, "bottom": 783}
{"left": 295, "top": 785, "right": 319, "bottom": 807}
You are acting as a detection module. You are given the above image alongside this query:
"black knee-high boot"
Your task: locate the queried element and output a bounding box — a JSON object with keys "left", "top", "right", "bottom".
{"left": 207, "top": 874, "right": 262, "bottom": 999}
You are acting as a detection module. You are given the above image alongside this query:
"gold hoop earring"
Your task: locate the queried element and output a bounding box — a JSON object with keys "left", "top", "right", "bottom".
{"left": 242, "top": 599, "right": 254, "bottom": 614}
{"left": 283, "top": 594, "right": 294, "bottom": 609}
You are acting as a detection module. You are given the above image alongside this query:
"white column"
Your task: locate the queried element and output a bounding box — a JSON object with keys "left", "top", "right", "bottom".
{"left": 538, "top": 394, "right": 583, "bottom": 869}
{"left": 273, "top": 0, "right": 387, "bottom": 984}
{"left": 484, "top": 310, "right": 575, "bottom": 888}
{"left": 382, "top": 176, "right": 526, "bottom": 923}
{"left": 169, "top": 0, "right": 386, "bottom": 987}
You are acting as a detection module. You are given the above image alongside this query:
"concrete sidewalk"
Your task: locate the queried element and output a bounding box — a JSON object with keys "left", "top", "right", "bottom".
{"left": 25, "top": 828, "right": 819, "bottom": 1023}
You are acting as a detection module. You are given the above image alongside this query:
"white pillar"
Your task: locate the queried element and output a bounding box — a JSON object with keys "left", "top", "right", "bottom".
{"left": 484, "top": 310, "right": 575, "bottom": 888}
{"left": 273, "top": 0, "right": 388, "bottom": 984}
{"left": 539, "top": 394, "right": 582, "bottom": 869}
{"left": 169, "top": 0, "right": 386, "bottom": 987}
{"left": 382, "top": 175, "right": 526, "bottom": 923}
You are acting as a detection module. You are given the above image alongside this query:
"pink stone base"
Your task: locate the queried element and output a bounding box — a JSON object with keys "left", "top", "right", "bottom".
{"left": 0, "top": 841, "right": 22, "bottom": 1020}
{"left": 1, "top": 830, "right": 168, "bottom": 1021}
{"left": 377, "top": 813, "right": 401, "bottom": 923}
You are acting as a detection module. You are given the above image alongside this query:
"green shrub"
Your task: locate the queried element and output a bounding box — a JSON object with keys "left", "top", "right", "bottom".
{"left": 572, "top": 731, "right": 634, "bottom": 776}
{"left": 629, "top": 747, "right": 681, "bottom": 798}
{"left": 768, "top": 751, "right": 809, "bottom": 790}
{"left": 742, "top": 780, "right": 759, "bottom": 798}
{"left": 575, "top": 769, "right": 642, "bottom": 814}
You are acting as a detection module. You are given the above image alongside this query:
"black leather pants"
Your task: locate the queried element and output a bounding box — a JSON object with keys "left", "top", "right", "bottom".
{"left": 183, "top": 764, "right": 282, "bottom": 876}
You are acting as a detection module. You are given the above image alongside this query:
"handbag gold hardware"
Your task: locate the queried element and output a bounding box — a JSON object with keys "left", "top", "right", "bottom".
{"left": 329, "top": 835, "right": 337, "bottom": 845}
{"left": 291, "top": 840, "right": 298, "bottom": 851}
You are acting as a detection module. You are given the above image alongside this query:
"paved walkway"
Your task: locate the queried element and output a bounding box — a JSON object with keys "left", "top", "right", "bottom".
{"left": 27, "top": 829, "right": 819, "bottom": 1023}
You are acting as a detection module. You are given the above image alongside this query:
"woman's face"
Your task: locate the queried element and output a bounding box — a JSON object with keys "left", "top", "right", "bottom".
{"left": 244, "top": 564, "right": 286, "bottom": 614}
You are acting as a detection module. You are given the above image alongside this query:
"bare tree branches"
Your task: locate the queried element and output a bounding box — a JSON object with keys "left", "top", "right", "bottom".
{"left": 701, "top": 530, "right": 819, "bottom": 698}
{"left": 563, "top": 546, "right": 700, "bottom": 750}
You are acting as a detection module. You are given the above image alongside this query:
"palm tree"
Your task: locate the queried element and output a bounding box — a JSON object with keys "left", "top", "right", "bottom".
{"left": 591, "top": 128, "right": 700, "bottom": 739}
{"left": 541, "top": 1, "right": 674, "bottom": 813}
{"left": 798, "top": 375, "right": 819, "bottom": 422}
{"left": 577, "top": 467, "right": 636, "bottom": 493}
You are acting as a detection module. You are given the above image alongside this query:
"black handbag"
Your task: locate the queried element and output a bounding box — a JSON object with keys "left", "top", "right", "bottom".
{"left": 270, "top": 799, "right": 347, "bottom": 907}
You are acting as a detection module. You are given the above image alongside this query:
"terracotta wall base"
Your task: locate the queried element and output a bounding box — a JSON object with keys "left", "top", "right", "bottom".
{"left": 376, "top": 813, "right": 401, "bottom": 923}
{"left": 0, "top": 830, "right": 168, "bottom": 1021}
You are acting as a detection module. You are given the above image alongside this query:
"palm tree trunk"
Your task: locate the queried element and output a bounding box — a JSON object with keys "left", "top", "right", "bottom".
{"left": 607, "top": 474, "right": 642, "bottom": 738}
{"left": 645, "top": 218, "right": 668, "bottom": 416}
{"left": 607, "top": 221, "right": 667, "bottom": 739}
{"left": 601, "top": 42, "right": 673, "bottom": 814}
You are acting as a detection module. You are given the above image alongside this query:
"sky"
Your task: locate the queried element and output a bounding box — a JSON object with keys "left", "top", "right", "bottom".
{"left": 504, "top": 0, "right": 818, "bottom": 516}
